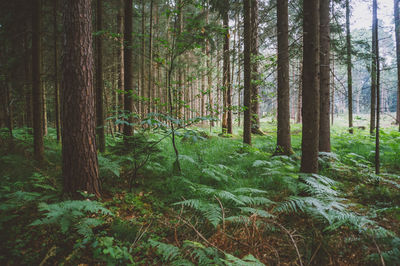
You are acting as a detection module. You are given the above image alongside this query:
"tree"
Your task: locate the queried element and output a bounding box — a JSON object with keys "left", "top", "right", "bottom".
{"left": 32, "top": 0, "right": 44, "bottom": 162}
{"left": 251, "top": 0, "right": 261, "bottom": 135}
{"left": 53, "top": 0, "right": 61, "bottom": 143}
{"left": 117, "top": 0, "right": 125, "bottom": 133}
{"left": 123, "top": 0, "right": 134, "bottom": 138}
{"left": 275, "top": 0, "right": 293, "bottom": 155}
{"left": 300, "top": 0, "right": 320, "bottom": 173}
{"left": 96, "top": 0, "right": 105, "bottom": 152}
{"left": 222, "top": 0, "right": 232, "bottom": 134}
{"left": 370, "top": 0, "right": 377, "bottom": 134}
{"left": 346, "top": 0, "right": 353, "bottom": 134}
{"left": 61, "top": 0, "right": 101, "bottom": 198}
{"left": 373, "top": 0, "right": 380, "bottom": 174}
{"left": 243, "top": 0, "right": 252, "bottom": 145}
{"left": 394, "top": 0, "right": 400, "bottom": 128}
{"left": 319, "top": 0, "right": 331, "bottom": 152}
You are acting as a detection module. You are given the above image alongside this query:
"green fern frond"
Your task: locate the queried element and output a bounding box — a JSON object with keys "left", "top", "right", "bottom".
{"left": 149, "top": 239, "right": 181, "bottom": 262}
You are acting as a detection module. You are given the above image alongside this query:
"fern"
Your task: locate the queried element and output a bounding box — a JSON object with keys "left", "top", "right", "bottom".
{"left": 31, "top": 200, "right": 113, "bottom": 239}
{"left": 174, "top": 199, "right": 222, "bottom": 228}
{"left": 149, "top": 239, "right": 181, "bottom": 262}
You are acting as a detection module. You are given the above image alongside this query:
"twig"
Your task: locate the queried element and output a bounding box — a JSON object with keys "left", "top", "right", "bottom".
{"left": 372, "top": 236, "right": 386, "bottom": 266}
{"left": 214, "top": 196, "right": 225, "bottom": 232}
{"left": 272, "top": 221, "right": 303, "bottom": 266}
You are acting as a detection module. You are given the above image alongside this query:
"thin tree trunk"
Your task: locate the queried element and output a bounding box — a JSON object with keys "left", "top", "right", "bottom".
{"left": 296, "top": 61, "right": 302, "bottom": 124}
{"left": 319, "top": 0, "right": 331, "bottom": 152}
{"left": 243, "top": 0, "right": 252, "bottom": 144}
{"left": 395, "top": 0, "right": 400, "bottom": 128}
{"left": 147, "top": 0, "right": 153, "bottom": 114}
{"left": 123, "top": 0, "right": 134, "bottom": 138}
{"left": 32, "top": 0, "right": 44, "bottom": 162}
{"left": 222, "top": 7, "right": 232, "bottom": 134}
{"left": 371, "top": 0, "right": 377, "bottom": 134}
{"left": 251, "top": 0, "right": 261, "bottom": 134}
{"left": 141, "top": 0, "right": 146, "bottom": 116}
{"left": 117, "top": 0, "right": 124, "bottom": 133}
{"left": 374, "top": 0, "right": 380, "bottom": 174}
{"left": 61, "top": 0, "right": 101, "bottom": 198}
{"left": 300, "top": 0, "right": 320, "bottom": 173}
{"left": 346, "top": 0, "right": 353, "bottom": 134}
{"left": 276, "top": 0, "right": 293, "bottom": 155}
{"left": 96, "top": 0, "right": 105, "bottom": 152}
{"left": 53, "top": 0, "right": 61, "bottom": 142}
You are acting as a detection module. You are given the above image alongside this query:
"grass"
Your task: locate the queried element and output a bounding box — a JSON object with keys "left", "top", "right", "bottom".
{"left": 0, "top": 115, "right": 399, "bottom": 265}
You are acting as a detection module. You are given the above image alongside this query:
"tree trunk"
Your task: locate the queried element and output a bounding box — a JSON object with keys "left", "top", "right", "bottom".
{"left": 123, "top": 0, "right": 134, "bottom": 138}
{"left": 147, "top": 0, "right": 153, "bottom": 114}
{"left": 222, "top": 5, "right": 232, "bottom": 134}
{"left": 276, "top": 0, "right": 293, "bottom": 155}
{"left": 243, "top": 0, "right": 252, "bottom": 145}
{"left": 371, "top": 0, "right": 377, "bottom": 134}
{"left": 301, "top": 0, "right": 320, "bottom": 173}
{"left": 319, "top": 0, "right": 331, "bottom": 152}
{"left": 117, "top": 0, "right": 124, "bottom": 133}
{"left": 374, "top": 0, "right": 380, "bottom": 174}
{"left": 395, "top": 0, "right": 400, "bottom": 127}
{"left": 61, "top": 0, "right": 101, "bottom": 198}
{"left": 251, "top": 0, "right": 261, "bottom": 134}
{"left": 43, "top": 82, "right": 48, "bottom": 136}
{"left": 206, "top": 5, "right": 214, "bottom": 127}
{"left": 346, "top": 0, "right": 353, "bottom": 134}
{"left": 96, "top": 0, "right": 105, "bottom": 152}
{"left": 54, "top": 0, "right": 61, "bottom": 142}
{"left": 32, "top": 0, "right": 44, "bottom": 162}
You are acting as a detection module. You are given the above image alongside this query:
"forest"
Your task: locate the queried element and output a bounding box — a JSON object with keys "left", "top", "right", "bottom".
{"left": 0, "top": 0, "right": 400, "bottom": 265}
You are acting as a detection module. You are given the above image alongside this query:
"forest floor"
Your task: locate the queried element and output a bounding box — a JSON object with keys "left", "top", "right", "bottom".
{"left": 0, "top": 117, "right": 400, "bottom": 265}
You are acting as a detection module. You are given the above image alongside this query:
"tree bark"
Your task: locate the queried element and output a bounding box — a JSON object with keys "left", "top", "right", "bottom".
{"left": 251, "top": 0, "right": 261, "bottom": 134}
{"left": 395, "top": 0, "right": 400, "bottom": 128}
{"left": 374, "top": 0, "right": 380, "bottom": 174}
{"left": 300, "top": 0, "right": 320, "bottom": 173}
{"left": 61, "top": 0, "right": 101, "bottom": 198}
{"left": 276, "top": 0, "right": 293, "bottom": 155}
{"left": 123, "top": 0, "right": 134, "bottom": 138}
{"left": 319, "top": 0, "right": 331, "bottom": 152}
{"left": 371, "top": 0, "right": 377, "bottom": 134}
{"left": 117, "top": 0, "right": 124, "bottom": 133}
{"left": 243, "top": 0, "right": 252, "bottom": 145}
{"left": 222, "top": 4, "right": 232, "bottom": 134}
{"left": 148, "top": 0, "right": 154, "bottom": 114}
{"left": 32, "top": 0, "right": 44, "bottom": 162}
{"left": 96, "top": 0, "right": 105, "bottom": 152}
{"left": 346, "top": 0, "right": 353, "bottom": 134}
{"left": 54, "top": 0, "right": 61, "bottom": 142}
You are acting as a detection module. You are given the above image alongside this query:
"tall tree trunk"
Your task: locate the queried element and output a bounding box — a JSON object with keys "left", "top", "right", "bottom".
{"left": 147, "top": 0, "right": 153, "bottom": 114}
{"left": 395, "top": 0, "right": 400, "bottom": 128}
{"left": 296, "top": 61, "right": 302, "bottom": 124}
{"left": 236, "top": 12, "right": 242, "bottom": 127}
{"left": 123, "top": 0, "right": 134, "bottom": 138}
{"left": 43, "top": 82, "right": 47, "bottom": 136}
{"left": 319, "top": 0, "right": 331, "bottom": 152}
{"left": 141, "top": 0, "right": 146, "bottom": 116}
{"left": 96, "top": 0, "right": 105, "bottom": 152}
{"left": 54, "top": 0, "right": 61, "bottom": 142}
{"left": 61, "top": 0, "right": 101, "bottom": 198}
{"left": 243, "top": 0, "right": 252, "bottom": 144}
{"left": 301, "top": 0, "right": 320, "bottom": 173}
{"left": 346, "top": 0, "right": 353, "bottom": 134}
{"left": 276, "top": 0, "right": 293, "bottom": 155}
{"left": 222, "top": 6, "right": 232, "bottom": 134}
{"left": 374, "top": 0, "right": 381, "bottom": 174}
{"left": 251, "top": 0, "right": 261, "bottom": 134}
{"left": 117, "top": 0, "right": 124, "bottom": 133}
{"left": 371, "top": 0, "right": 377, "bottom": 134}
{"left": 32, "top": 0, "right": 44, "bottom": 162}
{"left": 206, "top": 5, "right": 214, "bottom": 127}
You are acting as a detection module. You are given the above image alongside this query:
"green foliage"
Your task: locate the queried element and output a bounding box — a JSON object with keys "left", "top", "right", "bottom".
{"left": 31, "top": 200, "right": 113, "bottom": 239}
{"left": 93, "top": 236, "right": 134, "bottom": 266}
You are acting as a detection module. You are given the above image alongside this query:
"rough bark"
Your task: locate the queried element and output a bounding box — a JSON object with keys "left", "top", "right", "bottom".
{"left": 374, "top": 0, "right": 380, "bottom": 174}
{"left": 300, "top": 0, "right": 320, "bottom": 173}
{"left": 61, "top": 0, "right": 101, "bottom": 198}
{"left": 147, "top": 0, "right": 153, "bottom": 114}
{"left": 276, "top": 0, "right": 293, "bottom": 155}
{"left": 123, "top": 0, "right": 134, "bottom": 138}
{"left": 251, "top": 0, "right": 261, "bottom": 134}
{"left": 54, "top": 0, "right": 61, "bottom": 142}
{"left": 243, "top": 0, "right": 252, "bottom": 145}
{"left": 371, "top": 0, "right": 377, "bottom": 134}
{"left": 319, "top": 0, "right": 331, "bottom": 152}
{"left": 395, "top": 0, "right": 400, "bottom": 127}
{"left": 346, "top": 0, "right": 353, "bottom": 134}
{"left": 96, "top": 0, "right": 105, "bottom": 152}
{"left": 32, "top": 0, "right": 44, "bottom": 162}
{"left": 117, "top": 0, "right": 124, "bottom": 133}
{"left": 141, "top": 0, "right": 146, "bottom": 116}
{"left": 222, "top": 4, "right": 232, "bottom": 134}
